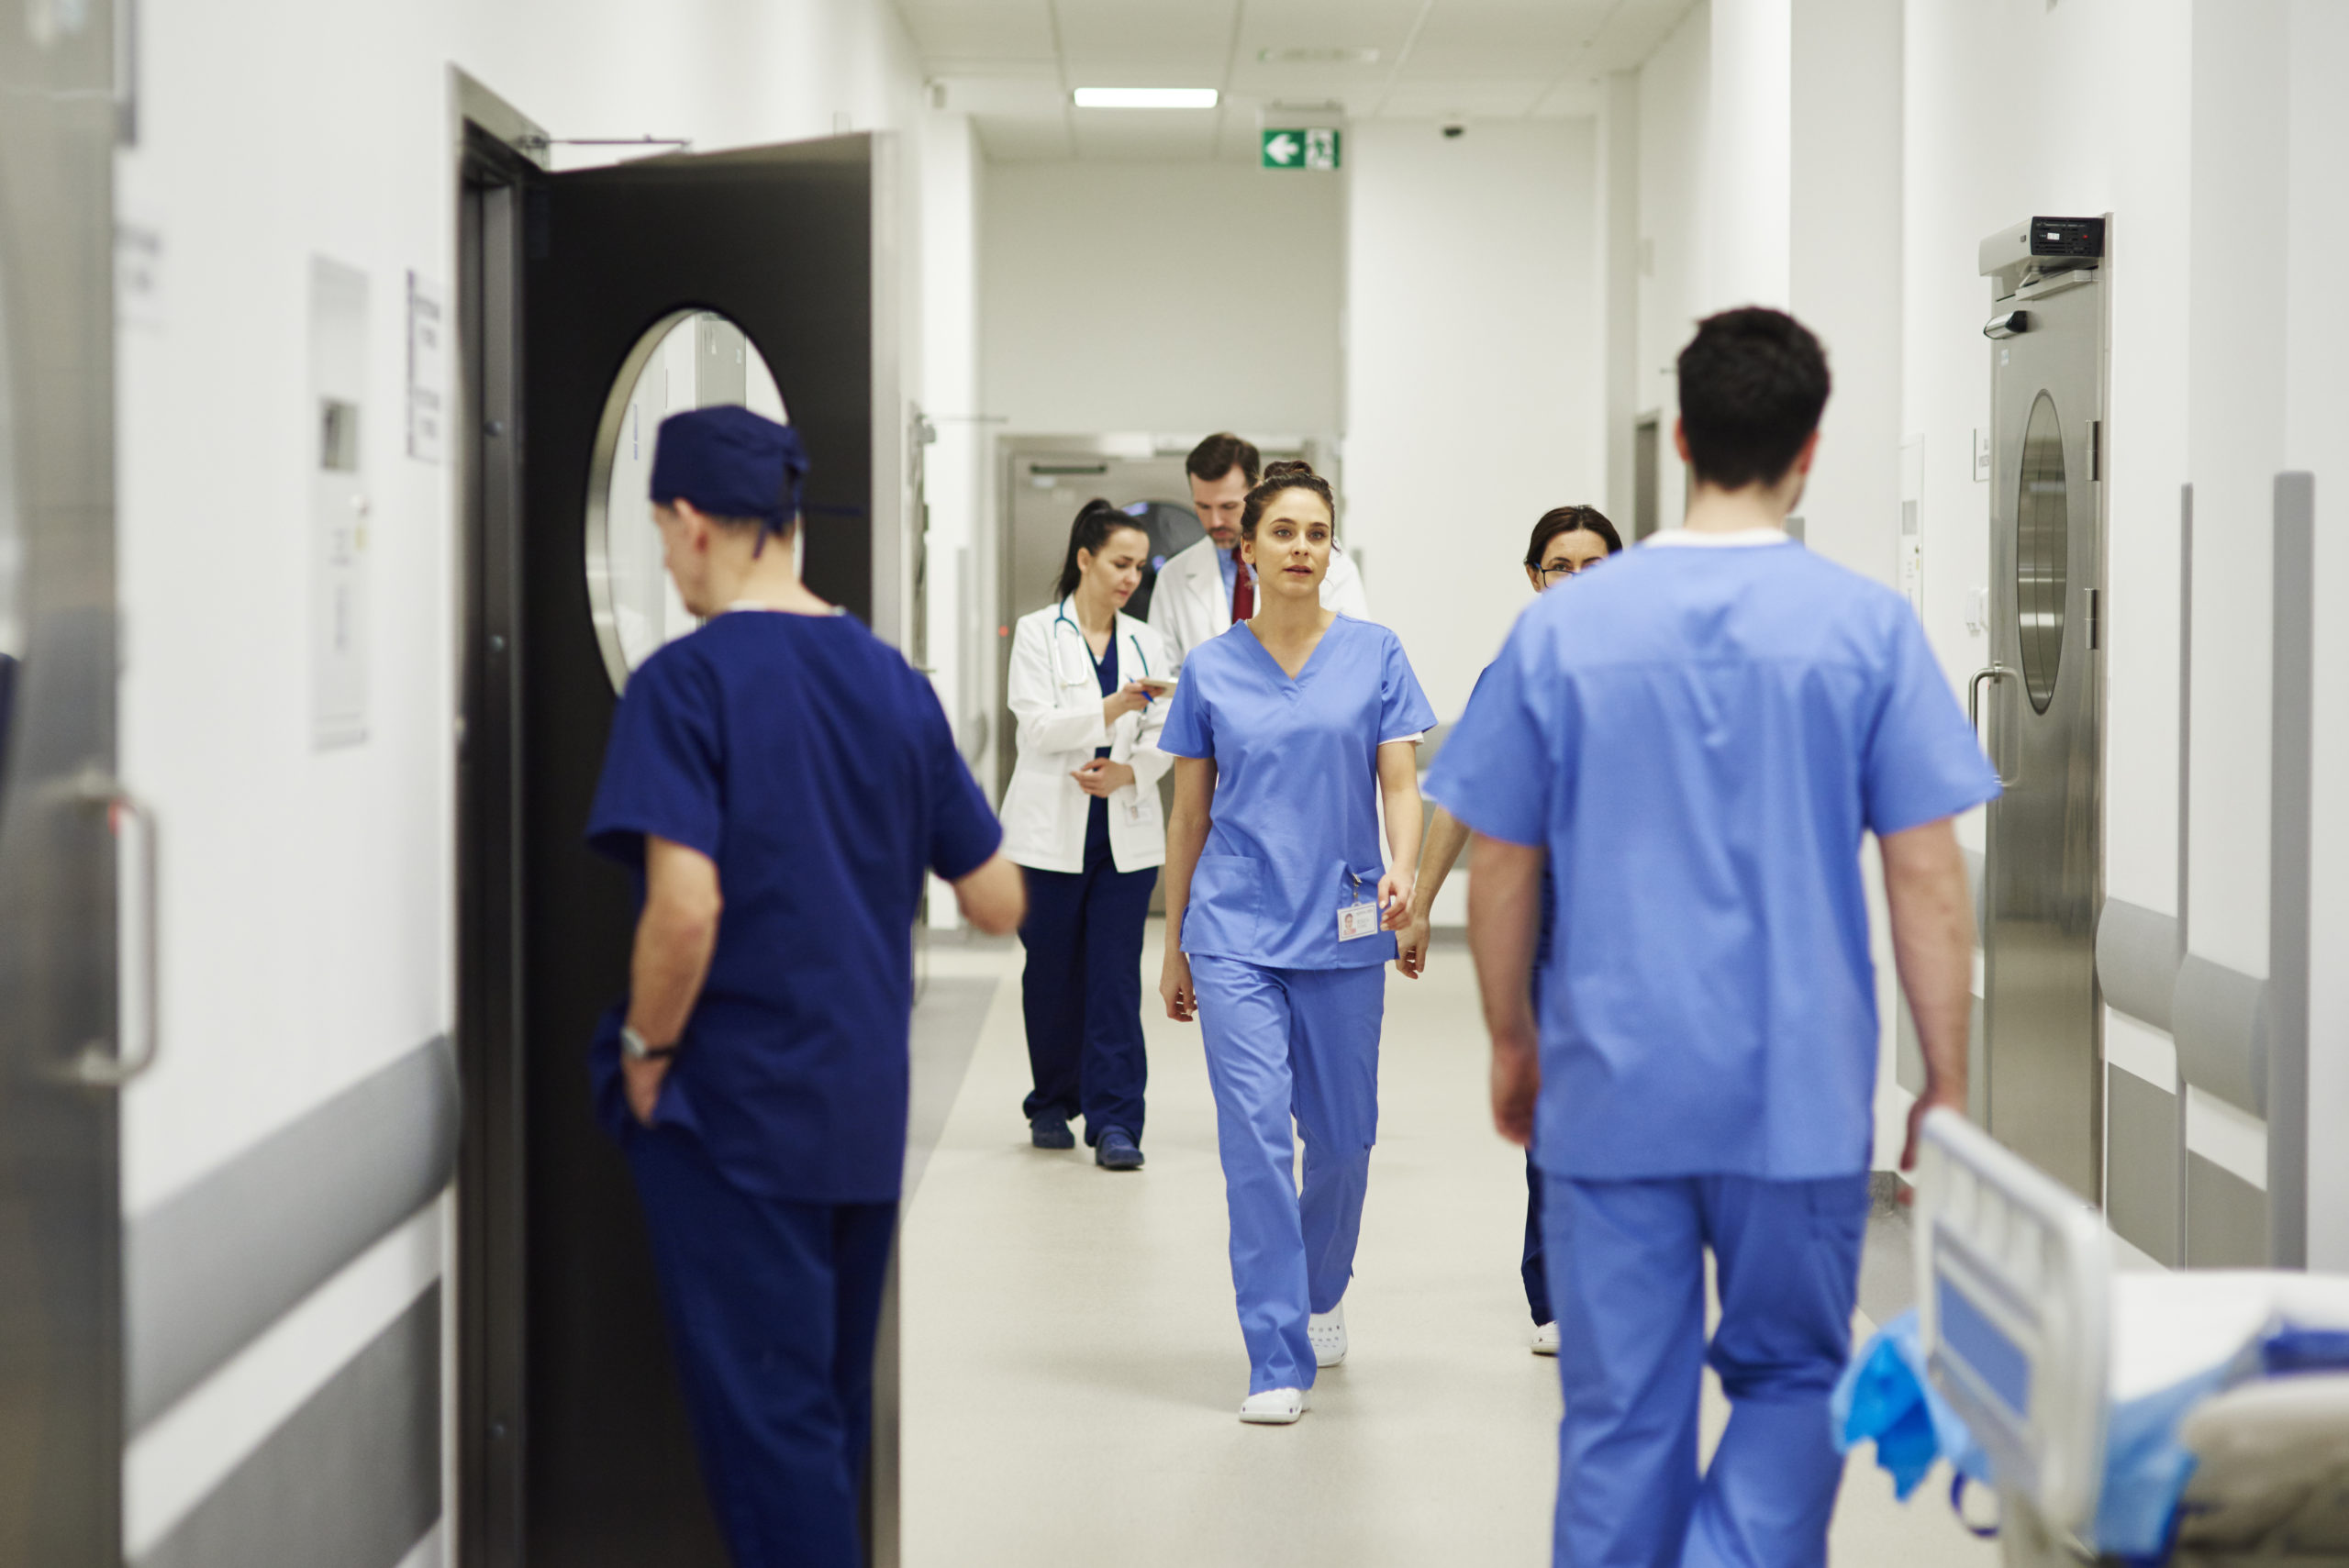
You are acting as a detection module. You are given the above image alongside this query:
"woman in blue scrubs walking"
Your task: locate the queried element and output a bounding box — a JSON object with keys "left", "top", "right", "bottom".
{"left": 1156, "top": 460, "right": 1436, "bottom": 1425}
{"left": 1000, "top": 500, "right": 1173, "bottom": 1170}
{"left": 1400, "top": 505, "right": 1621, "bottom": 1356}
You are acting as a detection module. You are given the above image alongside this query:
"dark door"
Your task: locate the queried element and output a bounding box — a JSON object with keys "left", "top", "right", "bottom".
{"left": 460, "top": 131, "right": 885, "bottom": 1567}
{"left": 0, "top": 5, "right": 128, "bottom": 1562}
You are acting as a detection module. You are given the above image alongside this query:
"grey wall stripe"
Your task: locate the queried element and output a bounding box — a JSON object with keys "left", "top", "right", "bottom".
{"left": 126, "top": 1035, "right": 459, "bottom": 1430}
{"left": 137, "top": 1283, "right": 440, "bottom": 1568}
{"left": 2096, "top": 899, "right": 2179, "bottom": 1030}
{"left": 2269, "top": 472, "right": 2314, "bottom": 1266}
{"left": 2172, "top": 954, "right": 2269, "bottom": 1117}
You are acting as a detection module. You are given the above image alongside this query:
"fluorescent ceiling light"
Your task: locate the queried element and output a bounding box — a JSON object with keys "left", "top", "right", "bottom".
{"left": 1073, "top": 87, "right": 1219, "bottom": 110}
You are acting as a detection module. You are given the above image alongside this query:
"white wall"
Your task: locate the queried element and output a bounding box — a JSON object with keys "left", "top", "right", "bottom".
{"left": 1342, "top": 118, "right": 1603, "bottom": 723}
{"left": 1708, "top": 0, "right": 1791, "bottom": 309}
{"left": 111, "top": 0, "right": 962, "bottom": 1552}
{"left": 980, "top": 161, "right": 1343, "bottom": 438}
{"left": 1900, "top": 0, "right": 2193, "bottom": 900}
{"left": 2285, "top": 0, "right": 2349, "bottom": 1269}
{"left": 1788, "top": 0, "right": 1902, "bottom": 587}
{"left": 1635, "top": 1, "right": 1709, "bottom": 534}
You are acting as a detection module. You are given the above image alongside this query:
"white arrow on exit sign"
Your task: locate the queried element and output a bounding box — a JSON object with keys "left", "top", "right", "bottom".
{"left": 1263, "top": 131, "right": 1300, "bottom": 167}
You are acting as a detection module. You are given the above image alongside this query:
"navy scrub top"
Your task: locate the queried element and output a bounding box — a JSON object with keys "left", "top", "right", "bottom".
{"left": 586, "top": 610, "right": 1003, "bottom": 1206}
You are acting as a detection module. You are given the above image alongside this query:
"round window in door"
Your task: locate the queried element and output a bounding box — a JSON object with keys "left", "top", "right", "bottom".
{"left": 2014, "top": 391, "right": 2067, "bottom": 714}
{"left": 584, "top": 309, "right": 790, "bottom": 694}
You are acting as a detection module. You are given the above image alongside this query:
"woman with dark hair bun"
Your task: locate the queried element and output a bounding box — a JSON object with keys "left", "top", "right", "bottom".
{"left": 999, "top": 499, "right": 1175, "bottom": 1170}
{"left": 1398, "top": 502, "right": 1621, "bottom": 1356}
{"left": 1155, "top": 460, "right": 1437, "bottom": 1424}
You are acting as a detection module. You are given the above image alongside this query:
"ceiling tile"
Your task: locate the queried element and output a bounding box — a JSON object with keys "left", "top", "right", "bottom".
{"left": 1374, "top": 79, "right": 1554, "bottom": 117}
{"left": 1052, "top": 0, "right": 1239, "bottom": 63}
{"left": 934, "top": 73, "right": 1066, "bottom": 116}
{"left": 898, "top": 2, "right": 1058, "bottom": 62}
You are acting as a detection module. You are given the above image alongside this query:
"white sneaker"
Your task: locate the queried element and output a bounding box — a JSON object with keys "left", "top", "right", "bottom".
{"left": 1308, "top": 1304, "right": 1348, "bottom": 1368}
{"left": 1239, "top": 1386, "right": 1308, "bottom": 1424}
{"left": 1531, "top": 1321, "right": 1560, "bottom": 1356}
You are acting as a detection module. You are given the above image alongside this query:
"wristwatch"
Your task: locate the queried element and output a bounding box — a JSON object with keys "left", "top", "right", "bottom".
{"left": 620, "top": 1025, "right": 677, "bottom": 1062}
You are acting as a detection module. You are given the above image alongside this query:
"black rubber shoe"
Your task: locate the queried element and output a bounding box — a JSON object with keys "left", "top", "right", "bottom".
{"left": 1030, "top": 1115, "right": 1075, "bottom": 1151}
{"left": 1095, "top": 1128, "right": 1144, "bottom": 1171}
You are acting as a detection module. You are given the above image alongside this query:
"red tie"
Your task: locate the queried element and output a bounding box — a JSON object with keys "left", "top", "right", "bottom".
{"left": 1230, "top": 545, "right": 1253, "bottom": 624}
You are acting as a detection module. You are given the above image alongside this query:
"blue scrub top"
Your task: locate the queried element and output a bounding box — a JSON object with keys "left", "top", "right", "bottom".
{"left": 1426, "top": 541, "right": 1998, "bottom": 1181}
{"left": 585, "top": 610, "right": 1003, "bottom": 1205}
{"left": 1158, "top": 615, "right": 1435, "bottom": 970}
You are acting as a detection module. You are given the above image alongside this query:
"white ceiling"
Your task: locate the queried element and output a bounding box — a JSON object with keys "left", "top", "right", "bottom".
{"left": 900, "top": 0, "right": 1699, "bottom": 161}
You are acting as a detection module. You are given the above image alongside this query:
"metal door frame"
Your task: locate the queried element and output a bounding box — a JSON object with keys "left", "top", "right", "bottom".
{"left": 0, "top": 4, "right": 128, "bottom": 1561}
{"left": 452, "top": 69, "right": 546, "bottom": 1568}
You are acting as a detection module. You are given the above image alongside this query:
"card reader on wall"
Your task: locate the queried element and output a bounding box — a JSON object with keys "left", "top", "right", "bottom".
{"left": 1979, "top": 214, "right": 2108, "bottom": 301}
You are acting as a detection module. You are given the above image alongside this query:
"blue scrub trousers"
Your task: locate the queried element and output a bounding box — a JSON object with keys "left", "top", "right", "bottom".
{"left": 1018, "top": 800, "right": 1156, "bottom": 1144}
{"left": 1542, "top": 1170, "right": 1869, "bottom": 1568}
{"left": 1190, "top": 954, "right": 1384, "bottom": 1394}
{"left": 629, "top": 1123, "right": 897, "bottom": 1568}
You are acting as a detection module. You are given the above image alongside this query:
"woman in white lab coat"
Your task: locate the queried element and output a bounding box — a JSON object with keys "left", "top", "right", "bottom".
{"left": 1000, "top": 500, "right": 1174, "bottom": 1171}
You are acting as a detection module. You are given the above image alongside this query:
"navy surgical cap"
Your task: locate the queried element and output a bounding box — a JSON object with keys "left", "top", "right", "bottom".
{"left": 650, "top": 405, "right": 809, "bottom": 532}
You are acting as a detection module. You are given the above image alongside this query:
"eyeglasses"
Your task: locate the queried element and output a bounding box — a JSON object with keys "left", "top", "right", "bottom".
{"left": 1539, "top": 560, "right": 1595, "bottom": 582}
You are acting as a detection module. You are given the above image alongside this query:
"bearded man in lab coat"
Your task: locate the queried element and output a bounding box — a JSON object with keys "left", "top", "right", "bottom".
{"left": 1150, "top": 431, "right": 1368, "bottom": 673}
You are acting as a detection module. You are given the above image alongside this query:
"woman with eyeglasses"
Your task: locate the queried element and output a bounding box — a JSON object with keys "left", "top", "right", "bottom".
{"left": 1397, "top": 503, "right": 1621, "bottom": 1355}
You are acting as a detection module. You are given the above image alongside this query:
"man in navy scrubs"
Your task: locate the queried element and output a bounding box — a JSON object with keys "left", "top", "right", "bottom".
{"left": 1430, "top": 309, "right": 1993, "bottom": 1568}
{"left": 585, "top": 405, "right": 1024, "bottom": 1567}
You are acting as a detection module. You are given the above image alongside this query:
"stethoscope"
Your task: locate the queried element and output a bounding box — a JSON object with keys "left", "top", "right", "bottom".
{"left": 1047, "top": 597, "right": 1152, "bottom": 696}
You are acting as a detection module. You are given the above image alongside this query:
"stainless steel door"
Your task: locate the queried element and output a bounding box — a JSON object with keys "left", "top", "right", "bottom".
{"left": 995, "top": 445, "right": 1203, "bottom": 797}
{"left": 1977, "top": 256, "right": 2106, "bottom": 1199}
{"left": 0, "top": 1, "right": 126, "bottom": 1559}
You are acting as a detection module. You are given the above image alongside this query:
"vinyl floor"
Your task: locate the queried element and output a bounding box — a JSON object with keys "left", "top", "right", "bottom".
{"left": 904, "top": 922, "right": 2003, "bottom": 1568}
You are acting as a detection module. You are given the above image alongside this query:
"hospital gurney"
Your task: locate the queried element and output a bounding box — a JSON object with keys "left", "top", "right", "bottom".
{"left": 1839, "top": 1109, "right": 2349, "bottom": 1566}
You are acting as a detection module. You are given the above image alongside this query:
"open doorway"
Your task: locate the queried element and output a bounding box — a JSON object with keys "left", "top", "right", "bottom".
{"left": 452, "top": 83, "right": 896, "bottom": 1566}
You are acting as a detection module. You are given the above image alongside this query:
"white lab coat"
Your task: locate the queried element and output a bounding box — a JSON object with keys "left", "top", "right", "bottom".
{"left": 1148, "top": 533, "right": 1370, "bottom": 675}
{"left": 998, "top": 601, "right": 1174, "bottom": 874}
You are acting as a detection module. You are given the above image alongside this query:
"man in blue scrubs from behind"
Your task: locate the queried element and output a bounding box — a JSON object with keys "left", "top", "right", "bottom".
{"left": 1428, "top": 308, "right": 1995, "bottom": 1568}
{"left": 585, "top": 406, "right": 1025, "bottom": 1567}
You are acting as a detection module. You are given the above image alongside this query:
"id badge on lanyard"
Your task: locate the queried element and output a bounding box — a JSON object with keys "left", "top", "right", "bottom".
{"left": 1338, "top": 872, "right": 1381, "bottom": 941}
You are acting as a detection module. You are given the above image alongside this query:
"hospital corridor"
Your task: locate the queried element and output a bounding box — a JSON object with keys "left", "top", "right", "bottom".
{"left": 5, "top": 0, "right": 2349, "bottom": 1566}
{"left": 903, "top": 923, "right": 2008, "bottom": 1568}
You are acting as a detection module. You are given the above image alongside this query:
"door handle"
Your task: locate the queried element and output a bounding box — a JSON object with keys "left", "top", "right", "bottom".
{"left": 68, "top": 768, "right": 161, "bottom": 1087}
{"left": 1968, "top": 665, "right": 2021, "bottom": 787}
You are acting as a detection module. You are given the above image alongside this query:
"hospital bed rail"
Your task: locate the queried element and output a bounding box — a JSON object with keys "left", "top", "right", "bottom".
{"left": 1914, "top": 1108, "right": 2349, "bottom": 1566}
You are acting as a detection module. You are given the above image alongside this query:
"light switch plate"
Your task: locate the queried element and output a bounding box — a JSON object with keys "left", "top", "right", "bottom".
{"left": 1965, "top": 586, "right": 1988, "bottom": 635}
{"left": 1972, "top": 428, "right": 1991, "bottom": 482}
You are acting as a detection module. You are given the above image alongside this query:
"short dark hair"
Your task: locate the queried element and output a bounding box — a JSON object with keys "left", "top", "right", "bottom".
{"left": 1524, "top": 506, "right": 1622, "bottom": 569}
{"left": 1186, "top": 431, "right": 1261, "bottom": 488}
{"left": 1240, "top": 460, "right": 1335, "bottom": 539}
{"left": 1675, "top": 307, "right": 1831, "bottom": 489}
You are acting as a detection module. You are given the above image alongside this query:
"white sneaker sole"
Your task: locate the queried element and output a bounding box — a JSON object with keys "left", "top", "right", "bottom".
{"left": 1239, "top": 1388, "right": 1309, "bottom": 1425}
{"left": 1531, "top": 1322, "right": 1561, "bottom": 1357}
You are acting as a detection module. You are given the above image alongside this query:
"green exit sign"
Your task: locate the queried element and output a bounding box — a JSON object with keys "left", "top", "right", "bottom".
{"left": 1261, "top": 127, "right": 1341, "bottom": 171}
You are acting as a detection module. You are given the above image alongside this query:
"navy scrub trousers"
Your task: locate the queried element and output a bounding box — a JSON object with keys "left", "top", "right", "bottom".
{"left": 1018, "top": 632, "right": 1154, "bottom": 1145}
{"left": 629, "top": 1123, "right": 896, "bottom": 1568}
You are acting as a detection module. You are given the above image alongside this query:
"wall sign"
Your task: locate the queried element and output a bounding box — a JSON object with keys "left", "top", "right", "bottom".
{"left": 311, "top": 258, "right": 370, "bottom": 750}
{"left": 406, "top": 272, "right": 446, "bottom": 464}
{"left": 1261, "top": 128, "right": 1341, "bottom": 171}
